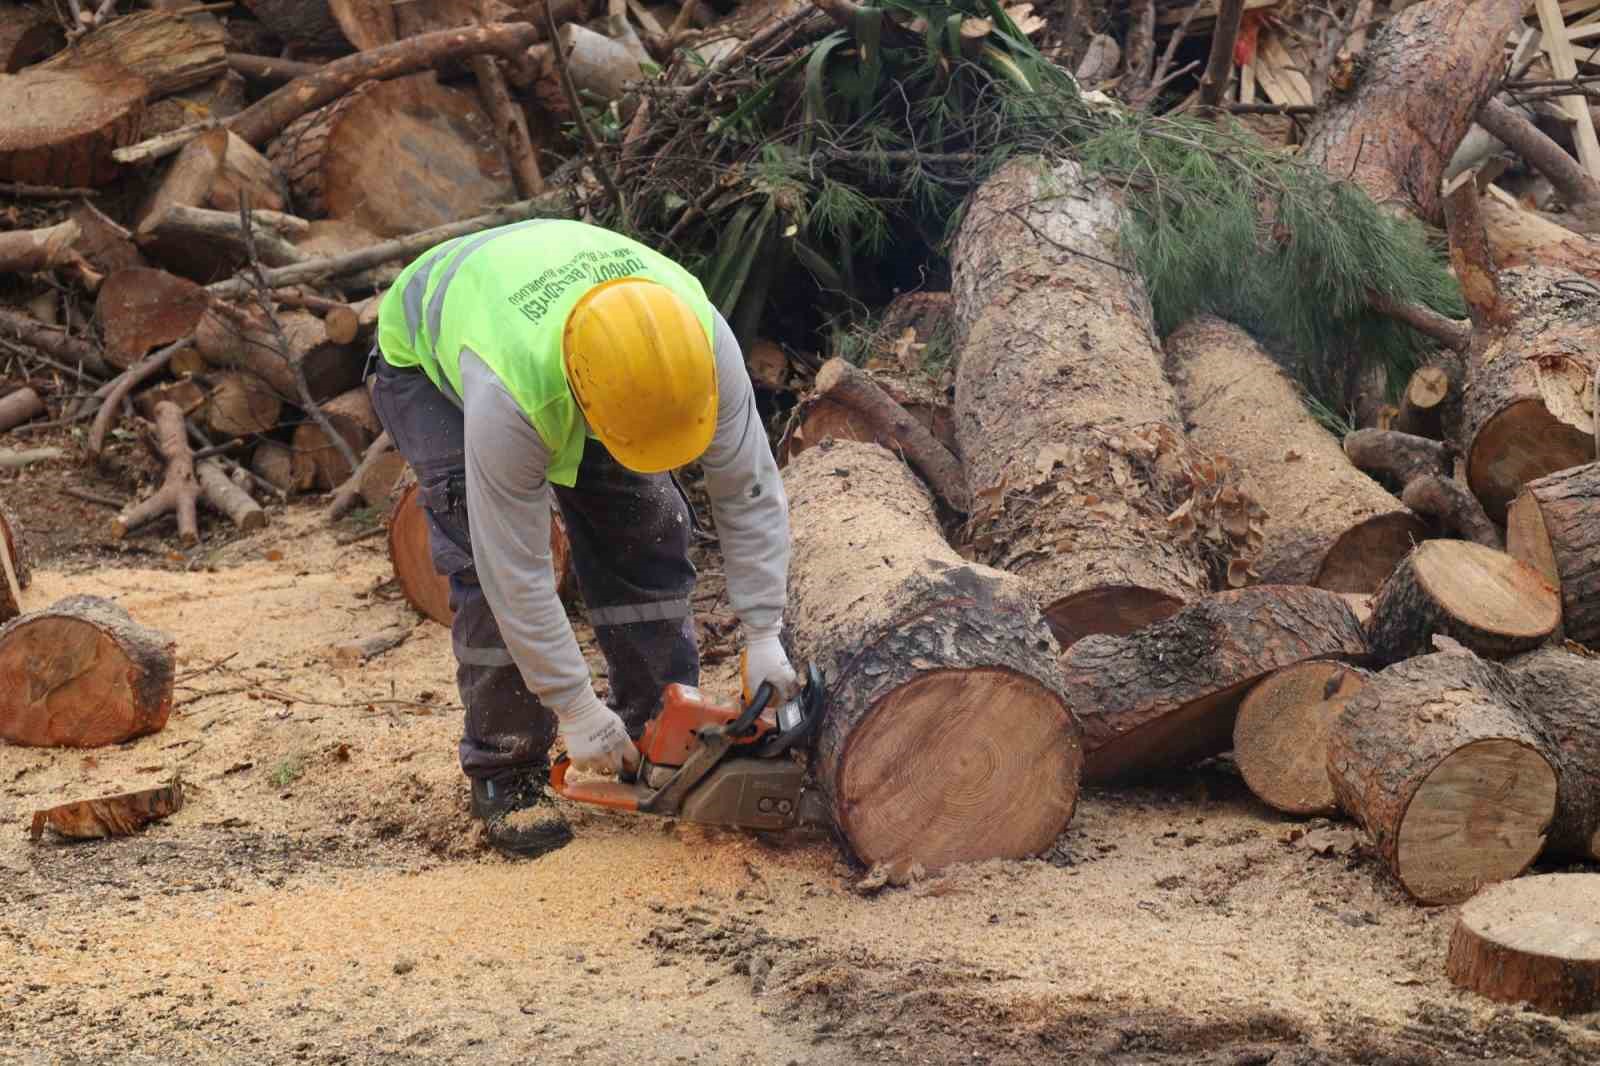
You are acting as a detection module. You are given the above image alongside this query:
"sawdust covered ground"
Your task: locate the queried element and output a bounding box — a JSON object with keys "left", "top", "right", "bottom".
{"left": 2, "top": 486, "right": 1599, "bottom": 1065}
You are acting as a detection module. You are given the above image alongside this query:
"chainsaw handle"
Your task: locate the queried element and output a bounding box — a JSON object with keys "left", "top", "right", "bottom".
{"left": 549, "top": 756, "right": 572, "bottom": 798}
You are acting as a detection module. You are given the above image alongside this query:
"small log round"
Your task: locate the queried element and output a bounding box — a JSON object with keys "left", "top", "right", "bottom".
{"left": 30, "top": 781, "right": 185, "bottom": 842}
{"left": 0, "top": 387, "right": 45, "bottom": 432}
{"left": 1366, "top": 540, "right": 1561, "bottom": 666}
{"left": 290, "top": 385, "right": 379, "bottom": 490}
{"left": 1234, "top": 661, "right": 1370, "bottom": 817}
{"left": 252, "top": 438, "right": 313, "bottom": 494}
{"left": 1446, "top": 873, "right": 1600, "bottom": 1016}
{"left": 1507, "top": 463, "right": 1600, "bottom": 649}
{"left": 1327, "top": 651, "right": 1557, "bottom": 905}
{"left": 0, "top": 594, "right": 176, "bottom": 748}
{"left": 202, "top": 372, "right": 283, "bottom": 438}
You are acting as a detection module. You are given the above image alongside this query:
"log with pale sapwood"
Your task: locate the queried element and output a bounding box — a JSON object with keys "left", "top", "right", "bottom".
{"left": 195, "top": 303, "right": 362, "bottom": 404}
{"left": 289, "top": 384, "right": 379, "bottom": 490}
{"left": 1327, "top": 649, "right": 1557, "bottom": 904}
{"left": 1168, "top": 316, "right": 1425, "bottom": 591}
{"left": 252, "top": 438, "right": 313, "bottom": 494}
{"left": 1446, "top": 873, "right": 1600, "bottom": 1016}
{"left": 1060, "top": 585, "right": 1368, "bottom": 784}
{"left": 1505, "top": 647, "right": 1600, "bottom": 861}
{"left": 1507, "top": 463, "right": 1600, "bottom": 649}
{"left": 1233, "top": 661, "right": 1371, "bottom": 817}
{"left": 1366, "top": 540, "right": 1561, "bottom": 665}
{"left": 952, "top": 157, "right": 1212, "bottom": 647}
{"left": 199, "top": 371, "right": 283, "bottom": 438}
{"left": 783, "top": 439, "right": 1082, "bottom": 872}
{"left": 0, "top": 594, "right": 175, "bottom": 748}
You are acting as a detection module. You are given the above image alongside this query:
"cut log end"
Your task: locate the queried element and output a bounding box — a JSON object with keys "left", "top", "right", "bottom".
{"left": 0, "top": 62, "right": 147, "bottom": 188}
{"left": 1044, "top": 587, "right": 1184, "bottom": 650}
{"left": 1394, "top": 738, "right": 1555, "bottom": 904}
{"left": 1446, "top": 873, "right": 1600, "bottom": 1016}
{"left": 1234, "top": 662, "right": 1368, "bottom": 817}
{"left": 832, "top": 667, "right": 1080, "bottom": 872}
{"left": 1506, "top": 464, "right": 1600, "bottom": 649}
{"left": 1468, "top": 399, "right": 1595, "bottom": 522}
{"left": 1313, "top": 512, "right": 1427, "bottom": 593}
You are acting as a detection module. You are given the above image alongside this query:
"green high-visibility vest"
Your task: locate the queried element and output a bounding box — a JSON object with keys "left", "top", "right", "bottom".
{"left": 376, "top": 219, "right": 716, "bottom": 487}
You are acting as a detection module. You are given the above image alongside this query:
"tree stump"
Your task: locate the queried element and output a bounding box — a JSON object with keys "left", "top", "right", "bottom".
{"left": 1233, "top": 661, "right": 1370, "bottom": 817}
{"left": 784, "top": 440, "right": 1082, "bottom": 872}
{"left": 1062, "top": 585, "right": 1368, "bottom": 784}
{"left": 1168, "top": 316, "right": 1426, "bottom": 592}
{"left": 1507, "top": 463, "right": 1600, "bottom": 649}
{"left": 1446, "top": 873, "right": 1600, "bottom": 1016}
{"left": 267, "top": 71, "right": 514, "bottom": 238}
{"left": 952, "top": 157, "right": 1208, "bottom": 648}
{"left": 1327, "top": 650, "right": 1558, "bottom": 905}
{"left": 0, "top": 62, "right": 147, "bottom": 187}
{"left": 1367, "top": 540, "right": 1561, "bottom": 666}
{"left": 1506, "top": 647, "right": 1600, "bottom": 862}
{"left": 0, "top": 595, "right": 176, "bottom": 748}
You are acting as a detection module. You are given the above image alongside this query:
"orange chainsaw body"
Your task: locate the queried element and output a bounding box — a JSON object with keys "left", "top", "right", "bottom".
{"left": 637, "top": 683, "right": 778, "bottom": 767}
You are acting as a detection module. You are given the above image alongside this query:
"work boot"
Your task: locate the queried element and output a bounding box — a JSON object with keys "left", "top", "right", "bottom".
{"left": 469, "top": 768, "right": 574, "bottom": 859}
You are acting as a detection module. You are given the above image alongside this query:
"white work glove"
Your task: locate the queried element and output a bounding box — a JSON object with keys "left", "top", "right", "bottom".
{"left": 560, "top": 693, "right": 639, "bottom": 775}
{"left": 740, "top": 626, "right": 800, "bottom": 705}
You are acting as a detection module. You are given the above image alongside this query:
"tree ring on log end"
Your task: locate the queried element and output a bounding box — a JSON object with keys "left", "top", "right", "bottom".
{"left": 1313, "top": 513, "right": 1428, "bottom": 593}
{"left": 833, "top": 667, "right": 1080, "bottom": 871}
{"left": 1235, "top": 662, "right": 1367, "bottom": 816}
{"left": 1447, "top": 873, "right": 1600, "bottom": 1015}
{"left": 1468, "top": 399, "right": 1594, "bottom": 522}
{"left": 1044, "top": 586, "right": 1185, "bottom": 650}
{"left": 1411, "top": 539, "right": 1562, "bottom": 645}
{"left": 1395, "top": 739, "right": 1555, "bottom": 904}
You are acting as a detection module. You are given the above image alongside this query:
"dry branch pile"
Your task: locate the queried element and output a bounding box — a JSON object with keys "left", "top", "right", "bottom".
{"left": 3, "top": 0, "right": 1600, "bottom": 1012}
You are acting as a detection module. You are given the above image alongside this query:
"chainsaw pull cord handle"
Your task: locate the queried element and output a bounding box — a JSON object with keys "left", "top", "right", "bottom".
{"left": 727, "top": 681, "right": 775, "bottom": 738}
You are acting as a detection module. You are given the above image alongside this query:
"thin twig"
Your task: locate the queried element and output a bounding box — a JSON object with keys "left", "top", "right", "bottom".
{"left": 60, "top": 486, "right": 127, "bottom": 509}
{"left": 86, "top": 340, "right": 189, "bottom": 459}
{"left": 543, "top": 1, "right": 629, "bottom": 229}
{"left": 1136, "top": 0, "right": 1203, "bottom": 109}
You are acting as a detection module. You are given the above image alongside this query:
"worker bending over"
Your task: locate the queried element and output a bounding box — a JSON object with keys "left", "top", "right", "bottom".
{"left": 372, "top": 219, "right": 797, "bottom": 858}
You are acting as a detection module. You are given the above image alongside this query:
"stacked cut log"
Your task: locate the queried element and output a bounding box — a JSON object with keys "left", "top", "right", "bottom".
{"left": 1507, "top": 463, "right": 1600, "bottom": 648}
{"left": 783, "top": 439, "right": 1083, "bottom": 872}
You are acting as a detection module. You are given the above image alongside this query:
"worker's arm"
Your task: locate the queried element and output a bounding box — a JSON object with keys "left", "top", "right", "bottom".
{"left": 458, "top": 350, "right": 637, "bottom": 773}
{"left": 698, "top": 312, "right": 797, "bottom": 697}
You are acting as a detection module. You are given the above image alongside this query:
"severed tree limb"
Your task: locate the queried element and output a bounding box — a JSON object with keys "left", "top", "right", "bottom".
{"left": 87, "top": 339, "right": 189, "bottom": 461}
{"left": 226, "top": 52, "right": 321, "bottom": 84}
{"left": 0, "top": 310, "right": 110, "bottom": 379}
{"left": 326, "top": 623, "right": 412, "bottom": 663}
{"left": 0, "top": 181, "right": 99, "bottom": 199}
{"left": 195, "top": 458, "right": 266, "bottom": 533}
{"left": 1441, "top": 171, "right": 1508, "bottom": 328}
{"left": 0, "top": 388, "right": 47, "bottom": 433}
{"left": 0, "top": 447, "right": 65, "bottom": 469}
{"left": 327, "top": 430, "right": 394, "bottom": 521}
{"left": 114, "top": 22, "right": 545, "bottom": 164}
{"left": 0, "top": 220, "right": 82, "bottom": 274}
{"left": 1476, "top": 98, "right": 1600, "bottom": 208}
{"left": 1198, "top": 0, "right": 1246, "bottom": 109}
{"left": 543, "top": 2, "right": 626, "bottom": 228}
{"left": 1401, "top": 475, "right": 1501, "bottom": 549}
{"left": 1366, "top": 291, "right": 1474, "bottom": 352}
{"left": 113, "top": 402, "right": 200, "bottom": 545}
{"left": 471, "top": 51, "right": 543, "bottom": 197}
{"left": 140, "top": 204, "right": 308, "bottom": 267}
{"left": 813, "top": 357, "right": 969, "bottom": 513}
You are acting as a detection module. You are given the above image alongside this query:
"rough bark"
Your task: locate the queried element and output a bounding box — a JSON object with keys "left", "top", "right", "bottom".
{"left": 195, "top": 304, "right": 361, "bottom": 405}
{"left": 0, "top": 219, "right": 82, "bottom": 274}
{"left": 952, "top": 157, "right": 1208, "bottom": 649}
{"left": 1367, "top": 540, "right": 1560, "bottom": 666}
{"left": 30, "top": 781, "right": 185, "bottom": 842}
{"left": 1327, "top": 650, "right": 1558, "bottom": 904}
{"left": 1447, "top": 873, "right": 1600, "bottom": 1016}
{"left": 1400, "top": 476, "right": 1502, "bottom": 550}
{"left": 1505, "top": 647, "right": 1600, "bottom": 861}
{"left": 289, "top": 385, "right": 379, "bottom": 490}
{"left": 0, "top": 387, "right": 46, "bottom": 433}
{"left": 0, "top": 498, "right": 27, "bottom": 623}
{"left": 1459, "top": 267, "right": 1599, "bottom": 523}
{"left": 196, "top": 457, "right": 267, "bottom": 533}
{"left": 0, "top": 594, "right": 176, "bottom": 748}
{"left": 1169, "top": 317, "right": 1425, "bottom": 592}
{"left": 1233, "top": 661, "right": 1371, "bottom": 817}
{"left": 0, "top": 3, "right": 64, "bottom": 73}
{"left": 1507, "top": 463, "right": 1600, "bottom": 650}
{"left": 0, "top": 61, "right": 146, "bottom": 187}
{"left": 1342, "top": 428, "right": 1498, "bottom": 547}
{"left": 784, "top": 440, "right": 1082, "bottom": 872}
{"left": 95, "top": 268, "right": 209, "bottom": 371}
{"left": 1299, "top": 0, "right": 1522, "bottom": 223}
{"left": 471, "top": 52, "right": 542, "bottom": 197}
{"left": 1480, "top": 192, "right": 1600, "bottom": 284}
{"left": 267, "top": 71, "right": 514, "bottom": 239}
{"left": 1063, "top": 585, "right": 1369, "bottom": 784}
{"left": 112, "top": 401, "right": 200, "bottom": 545}
{"left": 39, "top": 11, "right": 227, "bottom": 98}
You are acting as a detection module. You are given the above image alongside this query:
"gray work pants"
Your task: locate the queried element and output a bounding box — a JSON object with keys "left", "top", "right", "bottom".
{"left": 370, "top": 359, "right": 699, "bottom": 781}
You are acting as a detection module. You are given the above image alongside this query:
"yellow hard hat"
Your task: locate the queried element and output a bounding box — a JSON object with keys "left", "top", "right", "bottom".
{"left": 562, "top": 278, "right": 718, "bottom": 473}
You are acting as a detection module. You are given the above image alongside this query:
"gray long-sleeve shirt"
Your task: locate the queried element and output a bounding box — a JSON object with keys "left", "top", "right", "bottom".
{"left": 459, "top": 310, "right": 789, "bottom": 723}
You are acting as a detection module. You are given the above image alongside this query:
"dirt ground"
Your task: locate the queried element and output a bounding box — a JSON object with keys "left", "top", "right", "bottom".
{"left": 2, "top": 437, "right": 1598, "bottom": 1066}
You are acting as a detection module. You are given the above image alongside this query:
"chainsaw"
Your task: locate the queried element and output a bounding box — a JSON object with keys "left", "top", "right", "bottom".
{"left": 548, "top": 664, "right": 828, "bottom": 831}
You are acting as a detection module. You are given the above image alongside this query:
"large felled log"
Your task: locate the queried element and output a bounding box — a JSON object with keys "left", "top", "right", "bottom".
{"left": 267, "top": 72, "right": 514, "bottom": 238}
{"left": 784, "top": 440, "right": 1081, "bottom": 871}
{"left": 0, "top": 594, "right": 175, "bottom": 748}
{"left": 195, "top": 304, "right": 361, "bottom": 404}
{"left": 39, "top": 11, "right": 227, "bottom": 99}
{"left": 1062, "top": 585, "right": 1368, "bottom": 783}
{"left": 1367, "top": 540, "right": 1561, "bottom": 666}
{"left": 952, "top": 157, "right": 1208, "bottom": 647}
{"left": 389, "top": 475, "right": 573, "bottom": 625}
{"left": 0, "top": 3, "right": 64, "bottom": 73}
{"left": 289, "top": 385, "right": 379, "bottom": 490}
{"left": 1327, "top": 650, "right": 1557, "bottom": 905}
{"left": 1506, "top": 647, "right": 1600, "bottom": 861}
{"left": 1299, "top": 0, "right": 1522, "bottom": 223}
{"left": 30, "top": 781, "right": 185, "bottom": 842}
{"left": 1447, "top": 873, "right": 1600, "bottom": 1016}
{"left": 1233, "top": 661, "right": 1370, "bottom": 817}
{"left": 1459, "top": 266, "right": 1599, "bottom": 521}
{"left": 1168, "top": 317, "right": 1425, "bottom": 592}
{"left": 95, "top": 268, "right": 209, "bottom": 371}
{"left": 0, "top": 61, "right": 146, "bottom": 187}
{"left": 1507, "top": 463, "right": 1600, "bottom": 649}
